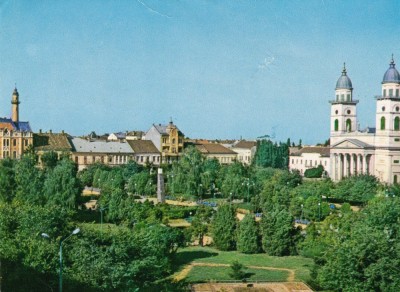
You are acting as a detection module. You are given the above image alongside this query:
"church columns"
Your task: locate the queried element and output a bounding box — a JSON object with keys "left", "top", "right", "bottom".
{"left": 334, "top": 153, "right": 369, "bottom": 178}
{"left": 350, "top": 154, "right": 355, "bottom": 176}
{"left": 337, "top": 154, "right": 343, "bottom": 180}
{"left": 342, "top": 154, "right": 347, "bottom": 178}
{"left": 362, "top": 155, "right": 368, "bottom": 174}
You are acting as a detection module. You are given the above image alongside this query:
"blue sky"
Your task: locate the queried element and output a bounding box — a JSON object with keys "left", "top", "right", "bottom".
{"left": 0, "top": 0, "right": 399, "bottom": 144}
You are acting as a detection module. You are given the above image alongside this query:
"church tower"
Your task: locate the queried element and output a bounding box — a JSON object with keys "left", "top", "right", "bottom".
{"left": 375, "top": 56, "right": 400, "bottom": 141}
{"left": 11, "top": 87, "right": 20, "bottom": 123}
{"left": 330, "top": 64, "right": 358, "bottom": 145}
{"left": 375, "top": 56, "right": 400, "bottom": 183}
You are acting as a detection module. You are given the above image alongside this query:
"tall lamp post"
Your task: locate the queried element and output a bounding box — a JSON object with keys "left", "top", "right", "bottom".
{"left": 318, "top": 202, "right": 321, "bottom": 221}
{"left": 41, "top": 228, "right": 80, "bottom": 292}
{"left": 300, "top": 204, "right": 304, "bottom": 221}
{"left": 99, "top": 205, "right": 109, "bottom": 235}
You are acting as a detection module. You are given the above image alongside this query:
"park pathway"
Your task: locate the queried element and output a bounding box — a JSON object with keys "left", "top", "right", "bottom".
{"left": 173, "top": 262, "right": 296, "bottom": 282}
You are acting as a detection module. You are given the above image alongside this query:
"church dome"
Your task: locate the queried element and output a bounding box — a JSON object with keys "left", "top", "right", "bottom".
{"left": 336, "top": 64, "right": 352, "bottom": 89}
{"left": 382, "top": 56, "right": 400, "bottom": 84}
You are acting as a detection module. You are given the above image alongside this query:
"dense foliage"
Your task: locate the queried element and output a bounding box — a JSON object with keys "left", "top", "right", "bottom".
{"left": 0, "top": 154, "right": 185, "bottom": 291}
{"left": 304, "top": 165, "right": 324, "bottom": 178}
{"left": 253, "top": 139, "right": 289, "bottom": 169}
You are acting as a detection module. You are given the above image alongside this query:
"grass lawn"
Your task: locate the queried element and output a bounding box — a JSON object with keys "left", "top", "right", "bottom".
{"left": 173, "top": 246, "right": 313, "bottom": 282}
{"left": 186, "top": 266, "right": 289, "bottom": 282}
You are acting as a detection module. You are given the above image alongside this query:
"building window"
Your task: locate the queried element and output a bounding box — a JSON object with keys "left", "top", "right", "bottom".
{"left": 13, "top": 139, "right": 16, "bottom": 147}
{"left": 75, "top": 157, "right": 78, "bottom": 164}
{"left": 13, "top": 151, "right": 16, "bottom": 158}
{"left": 394, "top": 175, "right": 398, "bottom": 184}
{"left": 336, "top": 94, "right": 339, "bottom": 101}
{"left": 346, "top": 119, "right": 352, "bottom": 132}
{"left": 397, "top": 89, "right": 400, "bottom": 97}
{"left": 84, "top": 156, "right": 87, "bottom": 164}
{"left": 334, "top": 119, "right": 339, "bottom": 131}
{"left": 394, "top": 160, "right": 399, "bottom": 164}
{"left": 395, "top": 117, "right": 400, "bottom": 131}
{"left": 389, "top": 89, "right": 393, "bottom": 97}
{"left": 24, "top": 140, "right": 28, "bottom": 147}
{"left": 383, "top": 89, "right": 387, "bottom": 97}
{"left": 162, "top": 138, "right": 167, "bottom": 143}
{"left": 381, "top": 116, "right": 386, "bottom": 130}
{"left": 340, "top": 94, "right": 344, "bottom": 100}
{"left": 346, "top": 94, "right": 351, "bottom": 101}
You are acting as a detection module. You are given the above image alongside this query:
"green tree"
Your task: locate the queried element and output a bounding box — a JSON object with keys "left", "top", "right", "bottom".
{"left": 211, "top": 204, "right": 237, "bottom": 250}
{"left": 44, "top": 159, "right": 82, "bottom": 209}
{"left": 0, "top": 158, "right": 16, "bottom": 203}
{"left": 236, "top": 214, "right": 260, "bottom": 253}
{"left": 220, "top": 162, "right": 247, "bottom": 199}
{"left": 315, "top": 198, "right": 400, "bottom": 291}
{"left": 304, "top": 165, "right": 324, "bottom": 178}
{"left": 189, "top": 206, "right": 213, "bottom": 246}
{"left": 170, "top": 146, "right": 204, "bottom": 196}
{"left": 332, "top": 174, "right": 380, "bottom": 202}
{"left": 229, "top": 260, "right": 246, "bottom": 280}
{"left": 40, "top": 150, "right": 59, "bottom": 170}
{"left": 261, "top": 207, "right": 299, "bottom": 256}
{"left": 14, "top": 155, "right": 45, "bottom": 205}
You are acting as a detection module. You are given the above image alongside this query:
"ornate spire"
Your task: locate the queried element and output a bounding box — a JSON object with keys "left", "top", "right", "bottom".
{"left": 342, "top": 62, "right": 347, "bottom": 75}
{"left": 390, "top": 54, "right": 395, "bottom": 68}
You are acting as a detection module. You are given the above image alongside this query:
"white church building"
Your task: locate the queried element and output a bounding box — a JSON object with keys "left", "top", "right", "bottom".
{"left": 330, "top": 57, "right": 400, "bottom": 184}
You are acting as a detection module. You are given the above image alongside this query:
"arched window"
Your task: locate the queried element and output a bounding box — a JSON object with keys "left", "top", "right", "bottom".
{"left": 395, "top": 117, "right": 400, "bottom": 131}
{"left": 346, "top": 119, "right": 352, "bottom": 132}
{"left": 383, "top": 89, "right": 387, "bottom": 97}
{"left": 381, "top": 117, "right": 386, "bottom": 130}
{"left": 334, "top": 119, "right": 339, "bottom": 131}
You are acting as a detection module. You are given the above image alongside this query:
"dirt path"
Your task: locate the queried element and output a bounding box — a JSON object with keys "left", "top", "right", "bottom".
{"left": 173, "top": 262, "right": 296, "bottom": 282}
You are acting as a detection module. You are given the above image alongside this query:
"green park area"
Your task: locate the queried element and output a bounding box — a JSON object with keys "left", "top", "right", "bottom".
{"left": 1, "top": 142, "right": 400, "bottom": 291}
{"left": 172, "top": 246, "right": 313, "bottom": 283}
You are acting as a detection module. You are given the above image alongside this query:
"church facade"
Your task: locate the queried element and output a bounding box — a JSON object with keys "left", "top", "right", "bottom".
{"left": 0, "top": 88, "right": 33, "bottom": 159}
{"left": 330, "top": 57, "right": 400, "bottom": 184}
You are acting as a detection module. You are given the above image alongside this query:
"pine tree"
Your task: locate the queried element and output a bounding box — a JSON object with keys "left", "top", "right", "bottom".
{"left": 211, "top": 205, "right": 237, "bottom": 250}
{"left": 236, "top": 214, "right": 260, "bottom": 253}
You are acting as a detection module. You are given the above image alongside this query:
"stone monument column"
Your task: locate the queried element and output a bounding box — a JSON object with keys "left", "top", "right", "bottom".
{"left": 157, "top": 168, "right": 165, "bottom": 203}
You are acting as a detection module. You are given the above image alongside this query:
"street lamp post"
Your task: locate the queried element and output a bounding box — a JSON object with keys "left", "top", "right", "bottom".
{"left": 199, "top": 184, "right": 203, "bottom": 200}
{"left": 318, "top": 202, "right": 321, "bottom": 221}
{"left": 99, "top": 205, "right": 108, "bottom": 236}
{"left": 42, "top": 228, "right": 80, "bottom": 292}
{"left": 300, "top": 204, "right": 304, "bottom": 221}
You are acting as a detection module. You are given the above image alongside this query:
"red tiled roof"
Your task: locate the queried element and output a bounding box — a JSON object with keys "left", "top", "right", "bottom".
{"left": 233, "top": 140, "right": 257, "bottom": 149}
{"left": 195, "top": 143, "right": 237, "bottom": 155}
{"left": 291, "top": 146, "right": 330, "bottom": 157}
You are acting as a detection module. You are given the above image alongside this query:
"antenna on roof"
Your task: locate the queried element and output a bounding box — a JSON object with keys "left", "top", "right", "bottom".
{"left": 169, "top": 117, "right": 173, "bottom": 124}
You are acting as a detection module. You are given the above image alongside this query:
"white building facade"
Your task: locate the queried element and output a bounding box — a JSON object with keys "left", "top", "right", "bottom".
{"left": 289, "top": 147, "right": 330, "bottom": 176}
{"left": 330, "top": 58, "right": 400, "bottom": 184}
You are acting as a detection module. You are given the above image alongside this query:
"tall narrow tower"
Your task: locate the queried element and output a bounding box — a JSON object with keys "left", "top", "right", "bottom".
{"left": 11, "top": 87, "right": 20, "bottom": 123}
{"left": 330, "top": 64, "right": 358, "bottom": 145}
